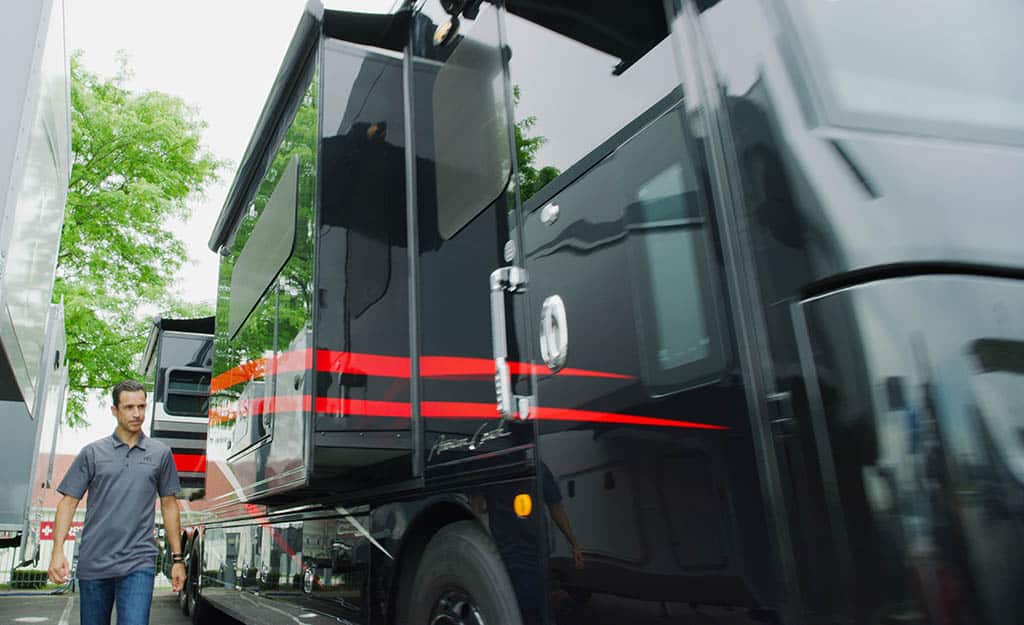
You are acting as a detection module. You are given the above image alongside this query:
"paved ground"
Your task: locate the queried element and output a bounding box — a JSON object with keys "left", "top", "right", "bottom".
{"left": 0, "top": 591, "right": 239, "bottom": 625}
{"left": 1, "top": 590, "right": 764, "bottom": 625}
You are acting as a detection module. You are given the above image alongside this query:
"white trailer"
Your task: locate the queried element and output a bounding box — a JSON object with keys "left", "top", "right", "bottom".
{"left": 0, "top": 305, "right": 68, "bottom": 567}
{"left": 0, "top": 0, "right": 70, "bottom": 410}
{"left": 0, "top": 0, "right": 71, "bottom": 566}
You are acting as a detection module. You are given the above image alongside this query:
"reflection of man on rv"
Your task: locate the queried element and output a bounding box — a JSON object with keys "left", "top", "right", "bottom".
{"left": 472, "top": 461, "right": 582, "bottom": 624}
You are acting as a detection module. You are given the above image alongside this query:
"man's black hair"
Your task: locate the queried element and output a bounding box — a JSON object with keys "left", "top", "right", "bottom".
{"left": 112, "top": 380, "right": 146, "bottom": 407}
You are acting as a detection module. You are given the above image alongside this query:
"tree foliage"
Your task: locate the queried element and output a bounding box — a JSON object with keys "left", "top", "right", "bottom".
{"left": 56, "top": 53, "right": 222, "bottom": 425}
{"left": 513, "top": 86, "right": 560, "bottom": 202}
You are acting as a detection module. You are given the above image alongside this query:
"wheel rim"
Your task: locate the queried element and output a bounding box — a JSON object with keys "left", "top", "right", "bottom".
{"left": 429, "top": 589, "right": 486, "bottom": 625}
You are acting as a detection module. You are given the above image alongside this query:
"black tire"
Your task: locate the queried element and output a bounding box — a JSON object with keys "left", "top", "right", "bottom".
{"left": 188, "top": 553, "right": 208, "bottom": 625}
{"left": 179, "top": 571, "right": 191, "bottom": 616}
{"left": 190, "top": 593, "right": 211, "bottom": 625}
{"left": 182, "top": 544, "right": 199, "bottom": 617}
{"left": 178, "top": 532, "right": 192, "bottom": 616}
{"left": 398, "top": 520, "right": 523, "bottom": 625}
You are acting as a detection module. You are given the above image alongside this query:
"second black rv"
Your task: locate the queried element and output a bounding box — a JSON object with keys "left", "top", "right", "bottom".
{"left": 141, "top": 316, "right": 214, "bottom": 497}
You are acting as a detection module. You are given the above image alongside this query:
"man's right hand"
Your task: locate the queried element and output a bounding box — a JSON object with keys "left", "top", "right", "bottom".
{"left": 48, "top": 551, "right": 69, "bottom": 584}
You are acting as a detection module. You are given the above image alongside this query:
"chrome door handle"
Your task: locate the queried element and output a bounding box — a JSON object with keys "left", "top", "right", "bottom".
{"left": 539, "top": 295, "right": 568, "bottom": 371}
{"left": 489, "top": 266, "right": 528, "bottom": 420}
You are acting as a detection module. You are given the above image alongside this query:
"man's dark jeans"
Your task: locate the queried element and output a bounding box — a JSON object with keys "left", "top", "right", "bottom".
{"left": 78, "top": 568, "right": 155, "bottom": 625}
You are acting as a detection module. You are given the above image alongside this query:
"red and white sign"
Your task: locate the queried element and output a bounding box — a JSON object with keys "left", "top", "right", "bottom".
{"left": 39, "top": 520, "right": 84, "bottom": 541}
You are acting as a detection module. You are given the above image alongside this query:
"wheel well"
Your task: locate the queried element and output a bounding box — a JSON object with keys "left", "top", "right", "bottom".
{"left": 387, "top": 501, "right": 476, "bottom": 625}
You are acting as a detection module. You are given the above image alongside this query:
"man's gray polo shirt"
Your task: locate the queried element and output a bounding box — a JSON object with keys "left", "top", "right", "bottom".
{"left": 57, "top": 432, "right": 181, "bottom": 580}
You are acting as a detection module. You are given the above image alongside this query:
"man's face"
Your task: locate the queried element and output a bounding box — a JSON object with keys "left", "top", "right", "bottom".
{"left": 112, "top": 390, "right": 147, "bottom": 434}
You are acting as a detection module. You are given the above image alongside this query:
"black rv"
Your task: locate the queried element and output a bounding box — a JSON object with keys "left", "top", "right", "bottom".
{"left": 177, "top": 2, "right": 1024, "bottom": 625}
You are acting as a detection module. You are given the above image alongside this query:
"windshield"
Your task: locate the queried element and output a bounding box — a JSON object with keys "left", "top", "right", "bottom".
{"left": 781, "top": 0, "right": 1024, "bottom": 144}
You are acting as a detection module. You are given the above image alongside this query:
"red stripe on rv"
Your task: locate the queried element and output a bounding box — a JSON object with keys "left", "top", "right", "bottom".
{"left": 213, "top": 394, "right": 726, "bottom": 430}
{"left": 317, "top": 351, "right": 410, "bottom": 378}
{"left": 173, "top": 453, "right": 206, "bottom": 473}
{"left": 531, "top": 407, "right": 729, "bottom": 430}
{"left": 315, "top": 397, "right": 499, "bottom": 419}
{"left": 315, "top": 397, "right": 723, "bottom": 429}
{"left": 210, "top": 349, "right": 313, "bottom": 393}
{"left": 212, "top": 350, "right": 633, "bottom": 393}
{"left": 316, "top": 351, "right": 632, "bottom": 380}
{"left": 316, "top": 397, "right": 411, "bottom": 418}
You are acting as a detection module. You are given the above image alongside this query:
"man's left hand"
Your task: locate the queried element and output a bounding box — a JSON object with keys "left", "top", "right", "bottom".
{"left": 171, "top": 562, "right": 186, "bottom": 592}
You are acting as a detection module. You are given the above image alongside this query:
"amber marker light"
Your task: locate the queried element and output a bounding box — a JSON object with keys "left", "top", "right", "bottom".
{"left": 513, "top": 493, "right": 533, "bottom": 518}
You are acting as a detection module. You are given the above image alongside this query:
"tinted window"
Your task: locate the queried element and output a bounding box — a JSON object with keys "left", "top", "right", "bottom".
{"left": 431, "top": 7, "right": 512, "bottom": 239}
{"left": 228, "top": 156, "right": 299, "bottom": 337}
{"left": 165, "top": 394, "right": 209, "bottom": 418}
{"left": 154, "top": 335, "right": 212, "bottom": 399}
{"left": 617, "top": 108, "right": 724, "bottom": 392}
{"left": 319, "top": 40, "right": 407, "bottom": 322}
{"left": 631, "top": 162, "right": 710, "bottom": 371}
{"left": 159, "top": 336, "right": 212, "bottom": 370}
{"left": 504, "top": 1, "right": 677, "bottom": 204}
{"left": 167, "top": 369, "right": 210, "bottom": 394}
{"left": 164, "top": 369, "right": 210, "bottom": 417}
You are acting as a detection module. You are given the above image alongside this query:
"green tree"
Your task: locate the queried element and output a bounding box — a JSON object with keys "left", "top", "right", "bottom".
{"left": 211, "top": 70, "right": 318, "bottom": 386}
{"left": 56, "top": 53, "right": 222, "bottom": 425}
{"left": 513, "top": 86, "right": 560, "bottom": 202}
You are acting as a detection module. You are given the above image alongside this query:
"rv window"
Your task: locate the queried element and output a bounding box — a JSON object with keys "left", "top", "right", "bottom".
{"left": 503, "top": 2, "right": 677, "bottom": 206}
{"left": 430, "top": 4, "right": 512, "bottom": 239}
{"left": 152, "top": 335, "right": 212, "bottom": 400}
{"left": 165, "top": 394, "right": 209, "bottom": 418}
{"left": 621, "top": 108, "right": 726, "bottom": 392}
{"left": 167, "top": 368, "right": 211, "bottom": 394}
{"left": 632, "top": 167, "right": 709, "bottom": 369}
{"left": 228, "top": 156, "right": 300, "bottom": 338}
{"left": 164, "top": 368, "right": 210, "bottom": 418}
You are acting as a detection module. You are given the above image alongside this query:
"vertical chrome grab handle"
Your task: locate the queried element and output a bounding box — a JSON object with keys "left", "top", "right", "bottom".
{"left": 489, "top": 266, "right": 528, "bottom": 420}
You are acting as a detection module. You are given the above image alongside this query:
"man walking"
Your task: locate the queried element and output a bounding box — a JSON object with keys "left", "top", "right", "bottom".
{"left": 47, "top": 380, "right": 186, "bottom": 625}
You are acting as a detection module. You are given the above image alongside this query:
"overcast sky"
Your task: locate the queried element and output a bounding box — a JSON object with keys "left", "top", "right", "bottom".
{"left": 69, "top": 0, "right": 395, "bottom": 308}
{"left": 56, "top": 0, "right": 394, "bottom": 452}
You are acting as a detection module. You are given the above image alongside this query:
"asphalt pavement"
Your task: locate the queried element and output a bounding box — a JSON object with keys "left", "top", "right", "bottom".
{"left": 0, "top": 591, "right": 233, "bottom": 625}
